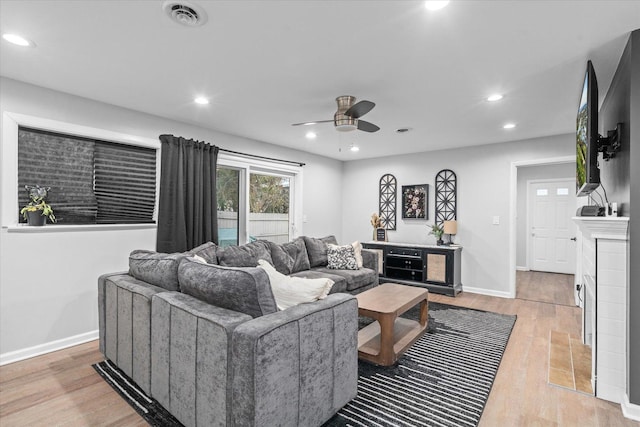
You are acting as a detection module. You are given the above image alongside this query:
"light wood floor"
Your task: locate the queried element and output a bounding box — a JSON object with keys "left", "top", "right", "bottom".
{"left": 517, "top": 269, "right": 576, "bottom": 306}
{"left": 2, "top": 289, "right": 638, "bottom": 426}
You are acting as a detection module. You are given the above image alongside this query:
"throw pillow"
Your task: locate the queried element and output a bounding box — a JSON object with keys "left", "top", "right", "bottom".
{"left": 217, "top": 240, "right": 273, "bottom": 267}
{"left": 281, "top": 237, "right": 311, "bottom": 273}
{"left": 327, "top": 244, "right": 359, "bottom": 270}
{"left": 352, "top": 241, "right": 364, "bottom": 269}
{"left": 303, "top": 235, "right": 338, "bottom": 268}
{"left": 178, "top": 258, "right": 278, "bottom": 318}
{"left": 128, "top": 250, "right": 186, "bottom": 291}
{"left": 257, "top": 259, "right": 333, "bottom": 310}
{"left": 268, "top": 241, "right": 295, "bottom": 275}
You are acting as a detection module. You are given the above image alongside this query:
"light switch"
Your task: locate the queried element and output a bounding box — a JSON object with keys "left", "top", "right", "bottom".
{"left": 492, "top": 216, "right": 500, "bottom": 225}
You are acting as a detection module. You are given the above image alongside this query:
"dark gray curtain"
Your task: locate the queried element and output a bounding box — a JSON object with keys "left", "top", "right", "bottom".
{"left": 157, "top": 134, "right": 219, "bottom": 253}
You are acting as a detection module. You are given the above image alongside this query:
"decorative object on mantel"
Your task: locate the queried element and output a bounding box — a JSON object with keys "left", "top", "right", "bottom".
{"left": 370, "top": 212, "right": 382, "bottom": 240}
{"left": 378, "top": 174, "right": 397, "bottom": 230}
{"left": 20, "top": 185, "right": 56, "bottom": 226}
{"left": 428, "top": 222, "right": 444, "bottom": 245}
{"left": 401, "top": 184, "right": 428, "bottom": 219}
{"left": 435, "top": 169, "right": 457, "bottom": 226}
{"left": 443, "top": 220, "right": 457, "bottom": 245}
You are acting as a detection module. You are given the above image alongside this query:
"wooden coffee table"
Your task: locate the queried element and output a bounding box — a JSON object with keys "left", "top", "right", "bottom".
{"left": 356, "top": 283, "right": 429, "bottom": 366}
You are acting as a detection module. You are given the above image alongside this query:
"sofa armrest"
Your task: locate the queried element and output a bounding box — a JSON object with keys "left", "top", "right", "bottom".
{"left": 98, "top": 272, "right": 168, "bottom": 394}
{"left": 231, "top": 293, "right": 358, "bottom": 426}
{"left": 151, "top": 292, "right": 252, "bottom": 427}
{"left": 361, "top": 248, "right": 380, "bottom": 273}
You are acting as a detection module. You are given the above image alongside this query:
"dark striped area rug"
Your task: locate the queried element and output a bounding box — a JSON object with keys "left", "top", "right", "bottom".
{"left": 93, "top": 360, "right": 182, "bottom": 427}
{"left": 323, "top": 302, "right": 516, "bottom": 427}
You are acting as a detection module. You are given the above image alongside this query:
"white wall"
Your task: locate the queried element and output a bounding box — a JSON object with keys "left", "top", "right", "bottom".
{"left": 516, "top": 163, "right": 574, "bottom": 268}
{"left": 341, "top": 133, "right": 574, "bottom": 297}
{"left": 0, "top": 77, "right": 343, "bottom": 361}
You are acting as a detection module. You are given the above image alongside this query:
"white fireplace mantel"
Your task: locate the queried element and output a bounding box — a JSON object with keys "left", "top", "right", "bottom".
{"left": 573, "top": 216, "right": 630, "bottom": 241}
{"left": 572, "top": 215, "right": 630, "bottom": 406}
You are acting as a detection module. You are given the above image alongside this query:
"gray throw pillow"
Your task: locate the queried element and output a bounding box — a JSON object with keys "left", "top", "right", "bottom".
{"left": 281, "top": 237, "right": 311, "bottom": 273}
{"left": 217, "top": 240, "right": 273, "bottom": 267}
{"left": 303, "top": 235, "right": 338, "bottom": 268}
{"left": 268, "top": 241, "right": 295, "bottom": 275}
{"left": 178, "top": 258, "right": 278, "bottom": 318}
{"left": 128, "top": 250, "right": 186, "bottom": 291}
{"left": 186, "top": 241, "right": 218, "bottom": 264}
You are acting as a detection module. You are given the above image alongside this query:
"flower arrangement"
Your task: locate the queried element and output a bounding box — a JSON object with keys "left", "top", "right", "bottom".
{"left": 20, "top": 185, "right": 56, "bottom": 224}
{"left": 370, "top": 212, "right": 382, "bottom": 228}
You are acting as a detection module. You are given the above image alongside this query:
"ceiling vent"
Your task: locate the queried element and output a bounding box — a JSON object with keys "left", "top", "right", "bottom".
{"left": 163, "top": 1, "right": 208, "bottom": 27}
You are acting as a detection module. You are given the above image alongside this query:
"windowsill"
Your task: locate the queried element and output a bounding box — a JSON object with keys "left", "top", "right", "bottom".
{"left": 3, "top": 223, "right": 157, "bottom": 233}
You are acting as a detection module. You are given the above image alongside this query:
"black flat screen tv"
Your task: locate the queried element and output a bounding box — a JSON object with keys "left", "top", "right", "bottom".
{"left": 576, "top": 60, "right": 600, "bottom": 196}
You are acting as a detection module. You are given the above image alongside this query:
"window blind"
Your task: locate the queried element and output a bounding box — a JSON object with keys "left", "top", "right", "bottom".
{"left": 18, "top": 127, "right": 157, "bottom": 225}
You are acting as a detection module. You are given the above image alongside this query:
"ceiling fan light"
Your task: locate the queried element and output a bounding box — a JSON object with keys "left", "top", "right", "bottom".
{"left": 336, "top": 124, "right": 357, "bottom": 132}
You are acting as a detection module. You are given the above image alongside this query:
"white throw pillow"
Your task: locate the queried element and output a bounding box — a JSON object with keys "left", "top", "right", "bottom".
{"left": 192, "top": 254, "right": 209, "bottom": 264}
{"left": 352, "top": 241, "right": 363, "bottom": 269}
{"left": 257, "top": 259, "right": 334, "bottom": 310}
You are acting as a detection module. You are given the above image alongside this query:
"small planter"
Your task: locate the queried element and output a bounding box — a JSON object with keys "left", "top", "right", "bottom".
{"left": 26, "top": 210, "right": 46, "bottom": 226}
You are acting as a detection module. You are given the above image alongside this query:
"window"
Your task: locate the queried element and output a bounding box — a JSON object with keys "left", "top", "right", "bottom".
{"left": 18, "top": 127, "right": 157, "bottom": 225}
{"left": 216, "top": 154, "right": 302, "bottom": 245}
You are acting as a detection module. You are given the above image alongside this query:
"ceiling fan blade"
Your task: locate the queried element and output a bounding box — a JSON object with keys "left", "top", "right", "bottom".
{"left": 291, "top": 119, "right": 334, "bottom": 126}
{"left": 345, "top": 100, "right": 375, "bottom": 118}
{"left": 357, "top": 120, "right": 380, "bottom": 133}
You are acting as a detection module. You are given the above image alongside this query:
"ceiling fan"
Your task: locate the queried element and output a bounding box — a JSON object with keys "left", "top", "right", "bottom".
{"left": 292, "top": 95, "right": 380, "bottom": 133}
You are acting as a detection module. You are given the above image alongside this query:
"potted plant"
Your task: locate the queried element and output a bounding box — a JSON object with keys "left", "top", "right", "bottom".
{"left": 428, "top": 223, "right": 444, "bottom": 246}
{"left": 20, "top": 185, "right": 56, "bottom": 226}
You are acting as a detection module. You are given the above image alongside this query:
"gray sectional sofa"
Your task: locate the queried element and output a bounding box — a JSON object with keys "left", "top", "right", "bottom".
{"left": 98, "top": 235, "right": 379, "bottom": 427}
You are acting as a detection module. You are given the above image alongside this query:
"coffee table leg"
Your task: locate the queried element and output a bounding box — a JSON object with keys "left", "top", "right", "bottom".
{"left": 419, "top": 298, "right": 428, "bottom": 327}
{"left": 378, "top": 313, "right": 396, "bottom": 365}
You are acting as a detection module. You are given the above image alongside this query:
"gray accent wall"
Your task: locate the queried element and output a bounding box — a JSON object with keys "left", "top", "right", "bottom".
{"left": 341, "top": 134, "right": 574, "bottom": 297}
{"left": 598, "top": 29, "right": 639, "bottom": 406}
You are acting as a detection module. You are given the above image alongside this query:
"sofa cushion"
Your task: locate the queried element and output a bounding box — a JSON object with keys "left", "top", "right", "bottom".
{"left": 311, "top": 267, "right": 378, "bottom": 291}
{"left": 178, "top": 258, "right": 278, "bottom": 318}
{"left": 217, "top": 240, "right": 273, "bottom": 268}
{"left": 281, "top": 237, "right": 311, "bottom": 273}
{"left": 268, "top": 242, "right": 295, "bottom": 275}
{"left": 327, "top": 244, "right": 358, "bottom": 270}
{"left": 289, "top": 270, "right": 348, "bottom": 294}
{"left": 128, "top": 250, "right": 186, "bottom": 291}
{"left": 303, "top": 235, "right": 338, "bottom": 268}
{"left": 186, "top": 241, "right": 218, "bottom": 264}
{"left": 257, "top": 260, "right": 333, "bottom": 310}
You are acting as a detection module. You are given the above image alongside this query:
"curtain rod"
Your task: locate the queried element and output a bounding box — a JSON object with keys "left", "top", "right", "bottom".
{"left": 218, "top": 147, "right": 305, "bottom": 167}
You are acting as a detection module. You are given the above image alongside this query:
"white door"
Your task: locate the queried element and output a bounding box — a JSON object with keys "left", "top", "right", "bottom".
{"left": 528, "top": 179, "right": 577, "bottom": 274}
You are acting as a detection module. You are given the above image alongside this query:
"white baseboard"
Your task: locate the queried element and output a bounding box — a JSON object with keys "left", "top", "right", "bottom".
{"left": 0, "top": 330, "right": 98, "bottom": 366}
{"left": 463, "top": 286, "right": 513, "bottom": 299}
{"left": 516, "top": 266, "right": 529, "bottom": 271}
{"left": 622, "top": 394, "right": 640, "bottom": 421}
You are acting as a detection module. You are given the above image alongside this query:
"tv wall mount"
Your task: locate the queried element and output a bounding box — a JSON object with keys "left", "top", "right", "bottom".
{"left": 598, "top": 122, "right": 622, "bottom": 161}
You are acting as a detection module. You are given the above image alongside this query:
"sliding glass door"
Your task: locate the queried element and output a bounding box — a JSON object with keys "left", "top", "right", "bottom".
{"left": 249, "top": 172, "right": 291, "bottom": 244}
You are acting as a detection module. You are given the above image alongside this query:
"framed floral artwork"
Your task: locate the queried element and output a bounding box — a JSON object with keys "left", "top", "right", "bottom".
{"left": 402, "top": 184, "right": 428, "bottom": 219}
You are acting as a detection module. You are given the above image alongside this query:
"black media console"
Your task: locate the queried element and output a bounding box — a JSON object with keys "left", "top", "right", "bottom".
{"left": 363, "top": 242, "right": 462, "bottom": 296}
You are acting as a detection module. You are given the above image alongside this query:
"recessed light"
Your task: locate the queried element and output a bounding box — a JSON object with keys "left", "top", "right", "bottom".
{"left": 2, "top": 33, "right": 35, "bottom": 47}
{"left": 487, "top": 94, "right": 503, "bottom": 102}
{"left": 305, "top": 131, "right": 317, "bottom": 140}
{"left": 194, "top": 97, "right": 209, "bottom": 105}
{"left": 503, "top": 123, "right": 516, "bottom": 129}
{"left": 424, "top": 0, "right": 450, "bottom": 11}
{"left": 350, "top": 145, "right": 360, "bottom": 152}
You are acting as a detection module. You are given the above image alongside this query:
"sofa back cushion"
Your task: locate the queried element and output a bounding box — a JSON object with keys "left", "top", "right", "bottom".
{"left": 178, "top": 257, "right": 278, "bottom": 318}
{"left": 186, "top": 241, "right": 218, "bottom": 264}
{"left": 216, "top": 240, "right": 273, "bottom": 268}
{"left": 281, "top": 237, "right": 311, "bottom": 273}
{"left": 268, "top": 242, "right": 295, "bottom": 275}
{"left": 129, "top": 250, "right": 186, "bottom": 291}
{"left": 302, "top": 235, "right": 338, "bottom": 268}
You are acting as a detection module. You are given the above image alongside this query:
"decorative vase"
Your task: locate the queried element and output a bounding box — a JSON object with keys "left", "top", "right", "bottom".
{"left": 437, "top": 237, "right": 443, "bottom": 246}
{"left": 26, "top": 210, "right": 46, "bottom": 226}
